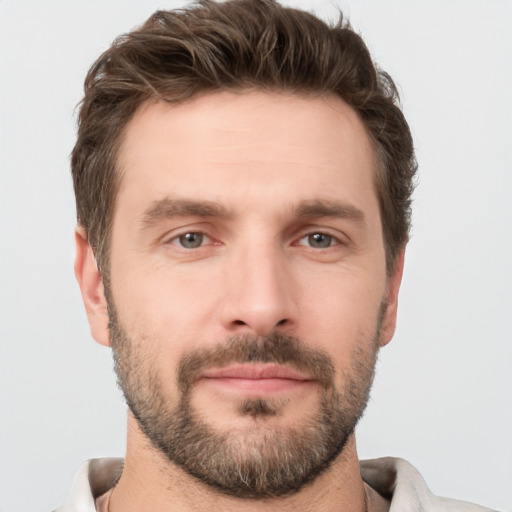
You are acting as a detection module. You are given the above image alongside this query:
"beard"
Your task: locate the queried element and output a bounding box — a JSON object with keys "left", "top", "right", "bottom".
{"left": 109, "top": 307, "right": 380, "bottom": 499}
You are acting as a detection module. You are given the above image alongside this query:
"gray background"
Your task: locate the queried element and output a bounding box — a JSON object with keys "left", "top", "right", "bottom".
{"left": 1, "top": 1, "right": 511, "bottom": 510}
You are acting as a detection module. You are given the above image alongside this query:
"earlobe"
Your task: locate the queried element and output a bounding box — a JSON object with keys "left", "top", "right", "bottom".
{"left": 378, "top": 246, "right": 406, "bottom": 347}
{"left": 74, "top": 226, "right": 111, "bottom": 347}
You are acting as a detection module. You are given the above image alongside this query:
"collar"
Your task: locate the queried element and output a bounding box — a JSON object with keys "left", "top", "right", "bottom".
{"left": 56, "top": 456, "right": 495, "bottom": 512}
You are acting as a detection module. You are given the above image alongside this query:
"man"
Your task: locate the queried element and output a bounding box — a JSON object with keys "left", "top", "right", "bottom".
{"left": 57, "top": 1, "right": 495, "bottom": 510}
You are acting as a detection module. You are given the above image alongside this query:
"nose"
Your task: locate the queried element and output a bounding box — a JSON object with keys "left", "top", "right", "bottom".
{"left": 219, "top": 243, "right": 298, "bottom": 336}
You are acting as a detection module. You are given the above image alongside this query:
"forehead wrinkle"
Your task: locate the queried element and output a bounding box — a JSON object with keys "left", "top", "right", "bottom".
{"left": 140, "top": 197, "right": 232, "bottom": 228}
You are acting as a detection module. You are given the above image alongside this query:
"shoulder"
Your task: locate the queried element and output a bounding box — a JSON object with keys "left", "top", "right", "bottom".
{"left": 360, "top": 457, "right": 497, "bottom": 512}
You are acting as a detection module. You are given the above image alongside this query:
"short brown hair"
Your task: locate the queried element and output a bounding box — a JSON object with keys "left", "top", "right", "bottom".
{"left": 72, "top": 0, "right": 416, "bottom": 275}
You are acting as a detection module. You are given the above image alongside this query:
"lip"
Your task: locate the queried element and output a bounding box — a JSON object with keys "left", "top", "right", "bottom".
{"left": 199, "top": 364, "right": 313, "bottom": 394}
{"left": 201, "top": 364, "right": 310, "bottom": 380}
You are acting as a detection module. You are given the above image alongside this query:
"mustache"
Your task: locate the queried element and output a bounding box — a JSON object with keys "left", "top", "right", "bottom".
{"left": 177, "top": 332, "right": 335, "bottom": 392}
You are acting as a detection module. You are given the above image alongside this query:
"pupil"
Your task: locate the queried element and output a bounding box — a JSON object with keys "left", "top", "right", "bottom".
{"left": 309, "top": 233, "right": 331, "bottom": 248}
{"left": 180, "top": 233, "right": 203, "bottom": 248}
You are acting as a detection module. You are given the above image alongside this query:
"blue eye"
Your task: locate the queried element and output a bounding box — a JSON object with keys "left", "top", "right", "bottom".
{"left": 301, "top": 233, "right": 337, "bottom": 248}
{"left": 176, "top": 232, "right": 205, "bottom": 249}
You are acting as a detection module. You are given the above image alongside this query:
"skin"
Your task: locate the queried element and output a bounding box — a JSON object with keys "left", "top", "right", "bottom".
{"left": 75, "top": 90, "right": 404, "bottom": 511}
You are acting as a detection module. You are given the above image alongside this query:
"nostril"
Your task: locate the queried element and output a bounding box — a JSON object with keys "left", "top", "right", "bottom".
{"left": 234, "top": 320, "right": 246, "bottom": 326}
{"left": 276, "top": 319, "right": 288, "bottom": 326}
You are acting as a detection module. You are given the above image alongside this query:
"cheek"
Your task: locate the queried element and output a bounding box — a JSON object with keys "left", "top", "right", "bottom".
{"left": 297, "top": 265, "right": 386, "bottom": 334}
{"left": 295, "top": 267, "right": 385, "bottom": 386}
{"left": 110, "top": 258, "right": 222, "bottom": 353}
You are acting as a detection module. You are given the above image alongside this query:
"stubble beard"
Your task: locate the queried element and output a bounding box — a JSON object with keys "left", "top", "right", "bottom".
{"left": 109, "top": 307, "right": 380, "bottom": 499}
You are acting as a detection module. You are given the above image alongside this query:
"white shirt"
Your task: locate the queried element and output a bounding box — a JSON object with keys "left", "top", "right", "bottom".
{"left": 54, "top": 457, "right": 496, "bottom": 511}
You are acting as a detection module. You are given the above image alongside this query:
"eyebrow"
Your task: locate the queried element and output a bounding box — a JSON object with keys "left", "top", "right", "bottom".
{"left": 141, "top": 198, "right": 231, "bottom": 227}
{"left": 140, "top": 197, "right": 366, "bottom": 227}
{"left": 296, "top": 199, "right": 366, "bottom": 224}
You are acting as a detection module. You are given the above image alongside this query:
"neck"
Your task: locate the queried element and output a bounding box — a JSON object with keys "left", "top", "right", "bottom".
{"left": 108, "top": 415, "right": 373, "bottom": 512}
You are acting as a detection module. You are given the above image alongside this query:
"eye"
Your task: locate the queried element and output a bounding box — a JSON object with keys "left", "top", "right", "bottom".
{"left": 173, "top": 232, "right": 209, "bottom": 249}
{"left": 299, "top": 232, "right": 338, "bottom": 249}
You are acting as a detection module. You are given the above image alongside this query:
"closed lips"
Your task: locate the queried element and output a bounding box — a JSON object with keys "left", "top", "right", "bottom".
{"left": 200, "top": 364, "right": 311, "bottom": 381}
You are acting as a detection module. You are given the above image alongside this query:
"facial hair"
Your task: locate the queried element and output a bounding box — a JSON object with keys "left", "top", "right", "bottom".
{"left": 109, "top": 309, "right": 380, "bottom": 499}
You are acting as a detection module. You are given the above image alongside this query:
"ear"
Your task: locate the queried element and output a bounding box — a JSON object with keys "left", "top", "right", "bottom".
{"left": 74, "top": 226, "right": 111, "bottom": 347}
{"left": 378, "top": 245, "right": 406, "bottom": 347}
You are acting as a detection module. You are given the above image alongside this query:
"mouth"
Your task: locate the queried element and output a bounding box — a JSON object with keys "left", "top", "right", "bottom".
{"left": 199, "top": 364, "right": 313, "bottom": 395}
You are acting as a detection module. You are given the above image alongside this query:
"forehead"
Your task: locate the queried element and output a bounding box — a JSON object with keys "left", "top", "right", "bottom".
{"left": 115, "top": 90, "right": 378, "bottom": 219}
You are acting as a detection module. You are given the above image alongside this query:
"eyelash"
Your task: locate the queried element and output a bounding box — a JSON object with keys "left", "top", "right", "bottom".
{"left": 167, "top": 232, "right": 214, "bottom": 249}
{"left": 296, "top": 232, "right": 340, "bottom": 249}
{"left": 166, "top": 230, "right": 342, "bottom": 250}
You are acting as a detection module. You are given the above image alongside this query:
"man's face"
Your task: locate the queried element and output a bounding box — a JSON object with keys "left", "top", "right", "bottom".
{"left": 91, "top": 91, "right": 401, "bottom": 497}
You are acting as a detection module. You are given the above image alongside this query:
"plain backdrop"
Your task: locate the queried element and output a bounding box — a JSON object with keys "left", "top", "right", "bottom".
{"left": 1, "top": 1, "right": 511, "bottom": 511}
